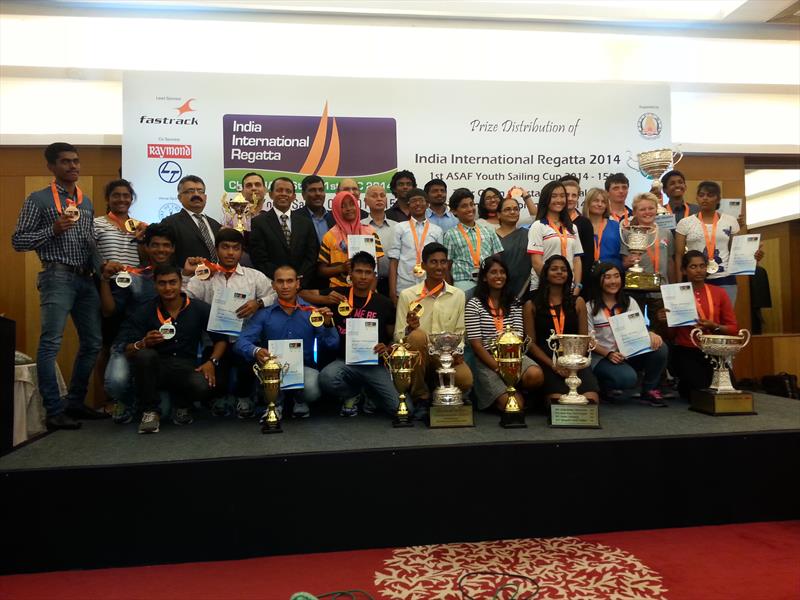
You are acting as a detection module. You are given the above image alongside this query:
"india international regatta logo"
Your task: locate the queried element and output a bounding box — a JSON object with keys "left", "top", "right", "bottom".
{"left": 223, "top": 102, "right": 397, "bottom": 192}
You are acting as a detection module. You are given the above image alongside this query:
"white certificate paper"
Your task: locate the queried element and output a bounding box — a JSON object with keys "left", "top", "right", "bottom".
{"left": 608, "top": 310, "right": 652, "bottom": 358}
{"left": 655, "top": 213, "right": 677, "bottom": 231}
{"left": 728, "top": 234, "right": 760, "bottom": 275}
{"left": 345, "top": 318, "right": 379, "bottom": 365}
{"left": 207, "top": 288, "right": 251, "bottom": 336}
{"left": 348, "top": 234, "right": 377, "bottom": 258}
{"left": 719, "top": 198, "right": 742, "bottom": 218}
{"left": 661, "top": 282, "right": 699, "bottom": 327}
{"left": 268, "top": 339, "right": 304, "bottom": 389}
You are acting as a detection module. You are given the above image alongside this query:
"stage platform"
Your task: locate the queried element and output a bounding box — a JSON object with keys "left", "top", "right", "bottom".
{"left": 2, "top": 393, "right": 799, "bottom": 574}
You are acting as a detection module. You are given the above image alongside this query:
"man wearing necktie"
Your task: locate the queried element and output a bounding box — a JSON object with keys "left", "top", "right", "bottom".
{"left": 160, "top": 175, "right": 221, "bottom": 267}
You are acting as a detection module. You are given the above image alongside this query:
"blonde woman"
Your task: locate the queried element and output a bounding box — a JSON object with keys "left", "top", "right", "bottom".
{"left": 582, "top": 187, "right": 621, "bottom": 270}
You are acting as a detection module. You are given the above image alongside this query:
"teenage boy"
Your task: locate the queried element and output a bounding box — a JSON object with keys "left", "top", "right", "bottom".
{"left": 604, "top": 173, "right": 633, "bottom": 226}
{"left": 660, "top": 169, "right": 700, "bottom": 221}
{"left": 384, "top": 170, "right": 416, "bottom": 222}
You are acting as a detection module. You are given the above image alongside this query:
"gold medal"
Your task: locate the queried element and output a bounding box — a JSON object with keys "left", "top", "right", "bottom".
{"left": 409, "top": 301, "right": 424, "bottom": 318}
{"left": 309, "top": 310, "right": 325, "bottom": 327}
{"left": 194, "top": 264, "right": 212, "bottom": 280}
{"left": 706, "top": 260, "right": 719, "bottom": 274}
{"left": 64, "top": 204, "right": 80, "bottom": 222}
{"left": 337, "top": 301, "right": 352, "bottom": 317}
{"left": 124, "top": 218, "right": 139, "bottom": 233}
{"left": 412, "top": 263, "right": 425, "bottom": 278}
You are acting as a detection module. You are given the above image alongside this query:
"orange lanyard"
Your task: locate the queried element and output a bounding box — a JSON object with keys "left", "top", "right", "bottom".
{"left": 157, "top": 296, "right": 190, "bottom": 324}
{"left": 602, "top": 305, "right": 621, "bottom": 320}
{"left": 121, "top": 265, "right": 152, "bottom": 276}
{"left": 695, "top": 284, "right": 715, "bottom": 323}
{"left": 666, "top": 203, "right": 689, "bottom": 220}
{"left": 611, "top": 211, "right": 629, "bottom": 227}
{"left": 698, "top": 213, "right": 719, "bottom": 262}
{"left": 50, "top": 182, "right": 83, "bottom": 214}
{"left": 549, "top": 304, "right": 565, "bottom": 335}
{"left": 202, "top": 259, "right": 238, "bottom": 275}
{"left": 593, "top": 219, "right": 607, "bottom": 261}
{"left": 457, "top": 224, "right": 482, "bottom": 268}
{"left": 646, "top": 236, "right": 660, "bottom": 273}
{"left": 415, "top": 281, "right": 444, "bottom": 304}
{"left": 278, "top": 299, "right": 317, "bottom": 313}
{"left": 569, "top": 209, "right": 579, "bottom": 221}
{"left": 488, "top": 297, "right": 504, "bottom": 332}
{"left": 547, "top": 218, "right": 568, "bottom": 257}
{"left": 409, "top": 219, "right": 431, "bottom": 265}
{"left": 106, "top": 212, "right": 131, "bottom": 232}
{"left": 348, "top": 287, "right": 372, "bottom": 312}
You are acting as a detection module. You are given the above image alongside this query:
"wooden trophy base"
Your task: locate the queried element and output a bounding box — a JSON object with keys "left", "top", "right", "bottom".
{"left": 625, "top": 271, "right": 661, "bottom": 291}
{"left": 690, "top": 389, "right": 756, "bottom": 416}
{"left": 429, "top": 404, "right": 475, "bottom": 428}
{"left": 549, "top": 399, "right": 601, "bottom": 428}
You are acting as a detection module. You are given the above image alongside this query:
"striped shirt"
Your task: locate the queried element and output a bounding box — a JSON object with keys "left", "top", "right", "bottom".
{"left": 318, "top": 226, "right": 385, "bottom": 288}
{"left": 443, "top": 222, "right": 504, "bottom": 284}
{"left": 95, "top": 215, "right": 141, "bottom": 265}
{"left": 465, "top": 297, "right": 525, "bottom": 351}
{"left": 586, "top": 297, "right": 642, "bottom": 352}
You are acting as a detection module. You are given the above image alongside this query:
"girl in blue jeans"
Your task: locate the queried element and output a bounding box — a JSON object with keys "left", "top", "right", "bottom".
{"left": 586, "top": 263, "right": 669, "bottom": 406}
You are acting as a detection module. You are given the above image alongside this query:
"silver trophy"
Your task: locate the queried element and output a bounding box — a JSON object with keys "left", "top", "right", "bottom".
{"left": 620, "top": 224, "right": 659, "bottom": 289}
{"left": 428, "top": 332, "right": 465, "bottom": 406}
{"left": 546, "top": 332, "right": 596, "bottom": 405}
{"left": 627, "top": 148, "right": 683, "bottom": 195}
{"left": 690, "top": 328, "right": 751, "bottom": 393}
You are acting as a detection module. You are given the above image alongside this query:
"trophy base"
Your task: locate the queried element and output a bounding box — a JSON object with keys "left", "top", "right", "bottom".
{"left": 429, "top": 404, "right": 475, "bottom": 428}
{"left": 261, "top": 421, "right": 283, "bottom": 434}
{"left": 500, "top": 409, "right": 527, "bottom": 429}
{"left": 690, "top": 389, "right": 756, "bottom": 416}
{"left": 393, "top": 397, "right": 414, "bottom": 428}
{"left": 625, "top": 271, "right": 661, "bottom": 291}
{"left": 549, "top": 399, "right": 601, "bottom": 428}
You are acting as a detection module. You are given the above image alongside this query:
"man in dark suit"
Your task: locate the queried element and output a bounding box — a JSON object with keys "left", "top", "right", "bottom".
{"left": 160, "top": 175, "right": 221, "bottom": 266}
{"left": 250, "top": 176, "right": 318, "bottom": 288}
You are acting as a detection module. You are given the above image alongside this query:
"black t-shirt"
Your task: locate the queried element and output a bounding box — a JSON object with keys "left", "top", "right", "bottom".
{"left": 324, "top": 286, "right": 396, "bottom": 359}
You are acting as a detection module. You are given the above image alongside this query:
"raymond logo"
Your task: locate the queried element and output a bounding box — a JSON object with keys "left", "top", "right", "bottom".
{"left": 148, "top": 144, "right": 192, "bottom": 159}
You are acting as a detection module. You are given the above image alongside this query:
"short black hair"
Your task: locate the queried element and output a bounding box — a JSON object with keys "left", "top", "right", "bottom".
{"left": 390, "top": 170, "right": 416, "bottom": 193}
{"left": 104, "top": 179, "right": 136, "bottom": 203}
{"left": 270, "top": 177, "right": 295, "bottom": 193}
{"left": 215, "top": 227, "right": 245, "bottom": 248}
{"left": 350, "top": 251, "right": 376, "bottom": 271}
{"left": 273, "top": 264, "right": 298, "bottom": 278}
{"left": 424, "top": 178, "right": 447, "bottom": 193}
{"left": 241, "top": 172, "right": 265, "bottom": 185}
{"left": 697, "top": 180, "right": 721, "bottom": 199}
{"left": 301, "top": 174, "right": 324, "bottom": 192}
{"left": 44, "top": 142, "right": 78, "bottom": 164}
{"left": 177, "top": 175, "right": 205, "bottom": 192}
{"left": 422, "top": 241, "right": 448, "bottom": 263}
{"left": 604, "top": 173, "right": 629, "bottom": 191}
{"left": 448, "top": 188, "right": 474, "bottom": 212}
{"left": 143, "top": 223, "right": 176, "bottom": 246}
{"left": 153, "top": 264, "right": 182, "bottom": 280}
{"left": 406, "top": 188, "right": 428, "bottom": 202}
{"left": 661, "top": 169, "right": 685, "bottom": 186}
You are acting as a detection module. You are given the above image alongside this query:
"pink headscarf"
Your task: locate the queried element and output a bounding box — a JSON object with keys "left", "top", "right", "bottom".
{"left": 330, "top": 191, "right": 375, "bottom": 246}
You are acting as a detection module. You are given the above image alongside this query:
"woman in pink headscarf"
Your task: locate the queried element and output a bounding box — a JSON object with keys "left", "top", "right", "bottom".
{"left": 318, "top": 191, "right": 384, "bottom": 287}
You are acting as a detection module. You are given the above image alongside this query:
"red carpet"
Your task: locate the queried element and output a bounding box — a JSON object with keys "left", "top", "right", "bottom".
{"left": 1, "top": 521, "right": 798, "bottom": 599}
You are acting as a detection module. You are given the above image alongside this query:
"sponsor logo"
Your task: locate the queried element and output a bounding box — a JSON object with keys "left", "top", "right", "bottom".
{"left": 637, "top": 112, "right": 662, "bottom": 139}
{"left": 175, "top": 98, "right": 196, "bottom": 115}
{"left": 158, "top": 160, "right": 183, "bottom": 184}
{"left": 148, "top": 144, "right": 192, "bottom": 159}
{"left": 158, "top": 202, "right": 181, "bottom": 219}
{"left": 140, "top": 98, "right": 198, "bottom": 126}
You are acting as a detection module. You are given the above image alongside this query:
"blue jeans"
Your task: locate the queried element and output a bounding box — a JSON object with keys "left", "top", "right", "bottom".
{"left": 36, "top": 269, "right": 102, "bottom": 416}
{"left": 591, "top": 344, "right": 668, "bottom": 393}
{"left": 104, "top": 350, "right": 132, "bottom": 405}
{"left": 319, "top": 360, "right": 403, "bottom": 414}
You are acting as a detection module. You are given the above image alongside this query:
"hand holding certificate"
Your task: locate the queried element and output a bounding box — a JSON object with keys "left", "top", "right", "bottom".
{"left": 348, "top": 234, "right": 376, "bottom": 258}
{"left": 661, "top": 282, "right": 699, "bottom": 327}
{"left": 608, "top": 310, "right": 652, "bottom": 357}
{"left": 268, "top": 339, "right": 304, "bottom": 389}
{"left": 719, "top": 198, "right": 742, "bottom": 218}
{"left": 208, "top": 288, "right": 252, "bottom": 335}
{"left": 345, "top": 318, "right": 379, "bottom": 365}
{"left": 727, "top": 234, "right": 760, "bottom": 275}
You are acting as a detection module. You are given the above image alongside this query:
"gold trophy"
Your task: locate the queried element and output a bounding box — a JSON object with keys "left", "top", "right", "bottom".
{"left": 222, "top": 192, "right": 255, "bottom": 233}
{"left": 382, "top": 340, "right": 420, "bottom": 428}
{"left": 620, "top": 224, "right": 659, "bottom": 290}
{"left": 627, "top": 148, "right": 683, "bottom": 195}
{"left": 490, "top": 325, "right": 530, "bottom": 429}
{"left": 253, "top": 354, "right": 289, "bottom": 434}
{"left": 546, "top": 331, "right": 600, "bottom": 428}
{"left": 689, "top": 328, "right": 754, "bottom": 415}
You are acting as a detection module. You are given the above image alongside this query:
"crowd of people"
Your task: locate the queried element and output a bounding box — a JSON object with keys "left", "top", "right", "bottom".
{"left": 12, "top": 142, "right": 762, "bottom": 434}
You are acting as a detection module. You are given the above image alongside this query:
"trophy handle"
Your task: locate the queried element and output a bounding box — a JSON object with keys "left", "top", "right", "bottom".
{"left": 738, "top": 329, "right": 751, "bottom": 348}
{"left": 252, "top": 362, "right": 261, "bottom": 380}
{"left": 672, "top": 150, "right": 683, "bottom": 166}
{"left": 625, "top": 151, "right": 638, "bottom": 171}
{"left": 690, "top": 327, "right": 703, "bottom": 349}
{"left": 546, "top": 329, "right": 558, "bottom": 352}
{"left": 587, "top": 335, "right": 597, "bottom": 354}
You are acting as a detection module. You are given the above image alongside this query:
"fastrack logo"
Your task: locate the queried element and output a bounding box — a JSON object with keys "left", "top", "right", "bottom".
{"left": 148, "top": 144, "right": 192, "bottom": 159}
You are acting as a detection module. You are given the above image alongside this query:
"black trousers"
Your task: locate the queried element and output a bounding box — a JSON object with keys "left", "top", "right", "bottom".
{"left": 219, "top": 350, "right": 256, "bottom": 399}
{"left": 131, "top": 349, "right": 210, "bottom": 413}
{"left": 671, "top": 345, "right": 714, "bottom": 399}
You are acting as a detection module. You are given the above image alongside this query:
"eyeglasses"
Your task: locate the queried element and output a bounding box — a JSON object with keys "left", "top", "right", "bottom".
{"left": 501, "top": 205, "right": 521, "bottom": 213}
{"left": 180, "top": 188, "right": 206, "bottom": 195}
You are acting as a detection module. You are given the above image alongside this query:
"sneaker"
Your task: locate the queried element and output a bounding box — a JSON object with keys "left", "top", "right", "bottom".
{"left": 138, "top": 411, "right": 160, "bottom": 434}
{"left": 292, "top": 399, "right": 310, "bottom": 419}
{"left": 173, "top": 408, "right": 194, "bottom": 425}
{"left": 211, "top": 397, "right": 232, "bottom": 417}
{"left": 641, "top": 389, "right": 668, "bottom": 408}
{"left": 236, "top": 397, "right": 254, "bottom": 419}
{"left": 603, "top": 389, "right": 625, "bottom": 403}
{"left": 362, "top": 396, "right": 376, "bottom": 415}
{"left": 112, "top": 402, "right": 134, "bottom": 425}
{"left": 340, "top": 396, "right": 359, "bottom": 417}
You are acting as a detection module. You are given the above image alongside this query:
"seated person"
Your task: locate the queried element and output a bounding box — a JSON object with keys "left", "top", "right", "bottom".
{"left": 186, "top": 227, "right": 275, "bottom": 419}
{"left": 523, "top": 255, "right": 600, "bottom": 404}
{"left": 234, "top": 265, "right": 338, "bottom": 419}
{"left": 116, "top": 265, "right": 227, "bottom": 434}
{"left": 465, "top": 255, "right": 543, "bottom": 412}
{"left": 586, "top": 262, "right": 668, "bottom": 406}
{"left": 667, "top": 250, "right": 738, "bottom": 399}
{"left": 318, "top": 251, "right": 401, "bottom": 417}
{"left": 395, "top": 242, "right": 473, "bottom": 416}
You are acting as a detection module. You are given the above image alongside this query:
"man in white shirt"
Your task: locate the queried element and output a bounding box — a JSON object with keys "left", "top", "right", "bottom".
{"left": 361, "top": 184, "right": 397, "bottom": 295}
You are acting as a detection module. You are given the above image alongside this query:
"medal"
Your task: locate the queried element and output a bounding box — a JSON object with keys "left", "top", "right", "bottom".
{"left": 159, "top": 322, "right": 176, "bottom": 339}
{"left": 471, "top": 270, "right": 479, "bottom": 282}
{"left": 337, "top": 301, "right": 352, "bottom": 316}
{"left": 509, "top": 187, "right": 524, "bottom": 199}
{"left": 194, "top": 264, "right": 212, "bottom": 280}
{"left": 115, "top": 271, "right": 132, "bottom": 288}
{"left": 706, "top": 260, "right": 719, "bottom": 274}
{"left": 345, "top": 274, "right": 352, "bottom": 285}
{"left": 156, "top": 296, "right": 189, "bottom": 341}
{"left": 64, "top": 204, "right": 80, "bottom": 221}
{"left": 124, "top": 218, "right": 139, "bottom": 233}
{"left": 412, "top": 263, "right": 425, "bottom": 278}
{"left": 309, "top": 310, "right": 325, "bottom": 327}
{"left": 409, "top": 301, "right": 424, "bottom": 318}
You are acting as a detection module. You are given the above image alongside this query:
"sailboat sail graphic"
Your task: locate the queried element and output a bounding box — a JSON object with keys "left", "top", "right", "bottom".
{"left": 299, "top": 102, "right": 341, "bottom": 176}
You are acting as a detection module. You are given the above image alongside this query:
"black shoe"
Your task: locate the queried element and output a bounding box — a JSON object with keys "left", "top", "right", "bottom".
{"left": 46, "top": 413, "right": 82, "bottom": 431}
{"left": 65, "top": 404, "right": 111, "bottom": 420}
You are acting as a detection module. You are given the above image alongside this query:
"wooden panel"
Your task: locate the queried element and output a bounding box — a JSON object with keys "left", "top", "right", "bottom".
{"left": 758, "top": 236, "right": 783, "bottom": 333}
{"left": 772, "top": 337, "right": 800, "bottom": 377}
{"left": 0, "top": 176, "right": 28, "bottom": 348}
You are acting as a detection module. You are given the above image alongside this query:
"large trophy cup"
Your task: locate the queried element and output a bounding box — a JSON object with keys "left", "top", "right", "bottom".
{"left": 620, "top": 224, "right": 659, "bottom": 290}
{"left": 222, "top": 192, "right": 256, "bottom": 233}
{"left": 627, "top": 148, "right": 683, "bottom": 196}
{"left": 546, "top": 331, "right": 600, "bottom": 428}
{"left": 690, "top": 328, "right": 754, "bottom": 415}
{"left": 383, "top": 340, "right": 420, "bottom": 428}
{"left": 427, "top": 332, "right": 474, "bottom": 427}
{"left": 253, "top": 354, "right": 289, "bottom": 434}
{"left": 491, "top": 326, "right": 531, "bottom": 429}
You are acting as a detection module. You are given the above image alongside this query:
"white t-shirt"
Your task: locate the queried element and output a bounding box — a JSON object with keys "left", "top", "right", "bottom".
{"left": 676, "top": 212, "right": 739, "bottom": 280}
{"left": 527, "top": 219, "right": 584, "bottom": 290}
{"left": 586, "top": 297, "right": 642, "bottom": 352}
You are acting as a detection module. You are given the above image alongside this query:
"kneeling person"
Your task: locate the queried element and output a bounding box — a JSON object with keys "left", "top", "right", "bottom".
{"left": 319, "top": 251, "right": 400, "bottom": 417}
{"left": 117, "top": 265, "right": 228, "bottom": 434}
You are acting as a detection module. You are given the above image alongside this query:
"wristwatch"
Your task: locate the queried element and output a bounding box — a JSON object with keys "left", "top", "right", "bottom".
{"left": 256, "top": 298, "right": 265, "bottom": 308}
{"left": 209, "top": 357, "right": 220, "bottom": 367}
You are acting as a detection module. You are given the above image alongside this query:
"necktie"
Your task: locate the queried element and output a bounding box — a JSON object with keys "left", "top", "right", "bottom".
{"left": 193, "top": 214, "right": 218, "bottom": 262}
{"left": 280, "top": 213, "right": 291, "bottom": 245}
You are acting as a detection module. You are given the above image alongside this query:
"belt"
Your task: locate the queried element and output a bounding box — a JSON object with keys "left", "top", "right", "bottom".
{"left": 42, "top": 262, "right": 94, "bottom": 277}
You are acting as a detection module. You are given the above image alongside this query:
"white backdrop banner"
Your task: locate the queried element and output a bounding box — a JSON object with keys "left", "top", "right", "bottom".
{"left": 122, "top": 71, "right": 670, "bottom": 223}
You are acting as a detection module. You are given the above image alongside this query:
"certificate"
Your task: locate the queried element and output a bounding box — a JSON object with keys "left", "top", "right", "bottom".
{"left": 345, "top": 318, "right": 379, "bottom": 365}
{"left": 268, "top": 339, "right": 304, "bottom": 389}
{"left": 608, "top": 310, "right": 652, "bottom": 358}
{"left": 207, "top": 288, "right": 251, "bottom": 336}
{"left": 661, "top": 282, "right": 699, "bottom": 327}
{"left": 719, "top": 198, "right": 742, "bottom": 218}
{"left": 348, "top": 234, "right": 376, "bottom": 258}
{"left": 655, "top": 213, "right": 677, "bottom": 231}
{"left": 727, "top": 234, "right": 760, "bottom": 275}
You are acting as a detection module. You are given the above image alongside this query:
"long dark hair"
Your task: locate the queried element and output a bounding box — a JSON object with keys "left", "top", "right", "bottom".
{"left": 588, "top": 262, "right": 631, "bottom": 316}
{"left": 535, "top": 181, "right": 574, "bottom": 233}
{"left": 478, "top": 187, "right": 503, "bottom": 219}
{"left": 534, "top": 255, "right": 575, "bottom": 315}
{"left": 474, "top": 254, "right": 515, "bottom": 315}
